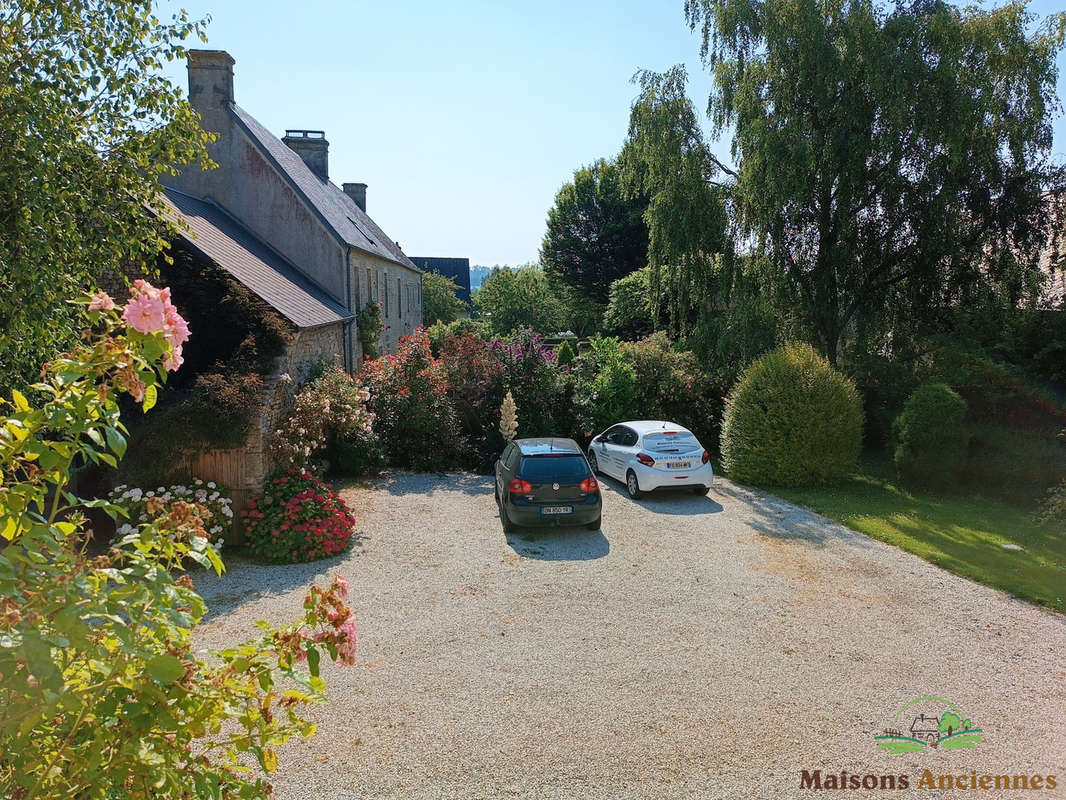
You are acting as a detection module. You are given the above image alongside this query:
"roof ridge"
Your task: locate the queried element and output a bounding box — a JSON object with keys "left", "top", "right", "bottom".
{"left": 228, "top": 103, "right": 418, "bottom": 271}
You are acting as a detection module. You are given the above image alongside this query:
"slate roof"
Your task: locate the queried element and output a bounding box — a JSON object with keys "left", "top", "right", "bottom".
{"left": 160, "top": 187, "right": 351, "bottom": 329}
{"left": 229, "top": 105, "right": 421, "bottom": 273}
{"left": 410, "top": 257, "right": 471, "bottom": 304}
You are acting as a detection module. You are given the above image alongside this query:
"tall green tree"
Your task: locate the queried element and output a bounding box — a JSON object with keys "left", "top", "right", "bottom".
{"left": 541, "top": 158, "right": 649, "bottom": 304}
{"left": 619, "top": 67, "right": 731, "bottom": 338}
{"left": 422, "top": 270, "right": 467, "bottom": 325}
{"left": 0, "top": 0, "right": 214, "bottom": 393}
{"left": 685, "top": 0, "right": 1066, "bottom": 364}
{"left": 474, "top": 265, "right": 567, "bottom": 336}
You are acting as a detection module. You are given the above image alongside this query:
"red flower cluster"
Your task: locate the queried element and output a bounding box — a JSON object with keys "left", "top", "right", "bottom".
{"left": 242, "top": 471, "right": 356, "bottom": 564}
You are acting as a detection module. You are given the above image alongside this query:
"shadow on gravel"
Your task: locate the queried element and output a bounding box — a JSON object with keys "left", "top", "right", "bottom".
{"left": 504, "top": 528, "right": 610, "bottom": 561}
{"left": 598, "top": 478, "right": 724, "bottom": 515}
{"left": 375, "top": 471, "right": 494, "bottom": 497}
{"left": 719, "top": 482, "right": 875, "bottom": 549}
{"left": 195, "top": 549, "right": 355, "bottom": 621}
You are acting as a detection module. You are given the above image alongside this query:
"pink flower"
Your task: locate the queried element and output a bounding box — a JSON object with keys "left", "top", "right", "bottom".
{"left": 88, "top": 291, "right": 115, "bottom": 312}
{"left": 163, "top": 344, "right": 184, "bottom": 372}
{"left": 334, "top": 576, "right": 349, "bottom": 599}
{"left": 337, "top": 619, "right": 358, "bottom": 665}
{"left": 123, "top": 293, "right": 167, "bottom": 334}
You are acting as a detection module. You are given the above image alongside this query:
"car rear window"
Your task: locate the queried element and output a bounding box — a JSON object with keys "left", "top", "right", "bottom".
{"left": 519, "top": 455, "right": 590, "bottom": 481}
{"left": 643, "top": 432, "right": 701, "bottom": 452}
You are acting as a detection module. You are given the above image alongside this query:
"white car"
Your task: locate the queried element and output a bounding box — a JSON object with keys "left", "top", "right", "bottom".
{"left": 587, "top": 420, "right": 713, "bottom": 499}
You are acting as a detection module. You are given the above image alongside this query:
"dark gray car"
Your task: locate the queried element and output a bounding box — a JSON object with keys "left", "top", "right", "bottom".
{"left": 494, "top": 438, "right": 602, "bottom": 532}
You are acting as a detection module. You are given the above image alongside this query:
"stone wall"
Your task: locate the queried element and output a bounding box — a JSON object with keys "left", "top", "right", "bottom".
{"left": 182, "top": 323, "right": 344, "bottom": 540}
{"left": 350, "top": 248, "right": 423, "bottom": 358}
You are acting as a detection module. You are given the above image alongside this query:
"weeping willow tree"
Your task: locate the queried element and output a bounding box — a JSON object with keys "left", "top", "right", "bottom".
{"left": 618, "top": 66, "right": 731, "bottom": 339}
{"left": 684, "top": 0, "right": 1066, "bottom": 365}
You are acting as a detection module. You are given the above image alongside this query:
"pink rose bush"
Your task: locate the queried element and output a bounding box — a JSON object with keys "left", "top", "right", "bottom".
{"left": 242, "top": 470, "right": 357, "bottom": 563}
{"left": 1, "top": 289, "right": 357, "bottom": 799}
{"left": 119, "top": 279, "right": 190, "bottom": 371}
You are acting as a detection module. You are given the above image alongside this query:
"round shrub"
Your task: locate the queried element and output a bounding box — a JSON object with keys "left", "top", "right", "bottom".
{"left": 892, "top": 382, "right": 968, "bottom": 487}
{"left": 242, "top": 471, "right": 356, "bottom": 563}
{"left": 720, "top": 342, "right": 863, "bottom": 486}
{"left": 555, "top": 338, "right": 576, "bottom": 368}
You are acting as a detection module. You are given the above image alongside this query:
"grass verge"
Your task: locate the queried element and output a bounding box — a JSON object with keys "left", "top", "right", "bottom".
{"left": 769, "top": 457, "right": 1065, "bottom": 613}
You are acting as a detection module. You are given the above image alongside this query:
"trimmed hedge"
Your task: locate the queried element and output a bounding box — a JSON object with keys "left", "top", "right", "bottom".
{"left": 720, "top": 342, "right": 863, "bottom": 487}
{"left": 892, "top": 383, "right": 968, "bottom": 486}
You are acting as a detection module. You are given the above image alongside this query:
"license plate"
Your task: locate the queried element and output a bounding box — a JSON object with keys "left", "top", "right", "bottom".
{"left": 667, "top": 462, "right": 692, "bottom": 470}
{"left": 541, "top": 506, "right": 572, "bottom": 515}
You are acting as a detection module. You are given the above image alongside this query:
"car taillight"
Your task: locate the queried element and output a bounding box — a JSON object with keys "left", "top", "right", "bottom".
{"left": 509, "top": 478, "right": 533, "bottom": 494}
{"left": 702, "top": 450, "right": 710, "bottom": 464}
{"left": 579, "top": 476, "right": 599, "bottom": 493}
{"left": 636, "top": 453, "right": 655, "bottom": 466}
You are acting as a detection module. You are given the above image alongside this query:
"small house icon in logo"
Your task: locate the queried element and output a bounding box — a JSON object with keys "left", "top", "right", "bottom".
{"left": 910, "top": 714, "right": 940, "bottom": 745}
{"left": 875, "top": 697, "right": 983, "bottom": 754}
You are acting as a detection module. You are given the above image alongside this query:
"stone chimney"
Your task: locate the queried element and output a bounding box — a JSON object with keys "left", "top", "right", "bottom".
{"left": 186, "top": 50, "right": 235, "bottom": 110}
{"left": 282, "top": 130, "right": 329, "bottom": 181}
{"left": 343, "top": 182, "right": 367, "bottom": 213}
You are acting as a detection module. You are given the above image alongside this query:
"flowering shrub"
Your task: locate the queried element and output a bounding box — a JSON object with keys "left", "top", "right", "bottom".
{"left": 108, "top": 477, "right": 234, "bottom": 546}
{"left": 491, "top": 327, "right": 565, "bottom": 438}
{"left": 271, "top": 366, "right": 380, "bottom": 475}
{"left": 243, "top": 471, "right": 357, "bottom": 563}
{"left": 358, "top": 327, "right": 461, "bottom": 470}
{"left": 500, "top": 390, "right": 518, "bottom": 441}
{"left": 440, "top": 332, "right": 506, "bottom": 469}
{"left": 0, "top": 288, "right": 356, "bottom": 799}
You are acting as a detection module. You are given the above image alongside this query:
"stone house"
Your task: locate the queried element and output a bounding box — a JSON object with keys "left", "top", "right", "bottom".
{"left": 155, "top": 49, "right": 424, "bottom": 509}
{"left": 163, "top": 49, "right": 423, "bottom": 366}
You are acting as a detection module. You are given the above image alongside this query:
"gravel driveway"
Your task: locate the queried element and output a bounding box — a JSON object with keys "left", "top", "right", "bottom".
{"left": 194, "top": 473, "right": 1066, "bottom": 799}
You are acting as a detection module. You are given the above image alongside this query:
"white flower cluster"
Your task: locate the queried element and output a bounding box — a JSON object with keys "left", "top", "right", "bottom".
{"left": 108, "top": 478, "right": 234, "bottom": 547}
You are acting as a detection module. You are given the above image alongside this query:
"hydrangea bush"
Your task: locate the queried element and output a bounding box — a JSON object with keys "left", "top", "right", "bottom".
{"left": 271, "top": 366, "right": 378, "bottom": 474}
{"left": 242, "top": 471, "right": 357, "bottom": 563}
{"left": 0, "top": 287, "right": 356, "bottom": 799}
{"left": 108, "top": 478, "right": 234, "bottom": 546}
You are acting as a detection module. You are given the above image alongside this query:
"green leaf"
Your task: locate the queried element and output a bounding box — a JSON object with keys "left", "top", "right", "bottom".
{"left": 11, "top": 389, "right": 29, "bottom": 412}
{"left": 105, "top": 426, "right": 127, "bottom": 458}
{"left": 306, "top": 645, "right": 320, "bottom": 678}
{"left": 146, "top": 653, "right": 185, "bottom": 685}
{"left": 142, "top": 384, "right": 158, "bottom": 413}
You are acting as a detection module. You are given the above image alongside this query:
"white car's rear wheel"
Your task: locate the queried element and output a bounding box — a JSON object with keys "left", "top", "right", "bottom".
{"left": 626, "top": 470, "right": 644, "bottom": 499}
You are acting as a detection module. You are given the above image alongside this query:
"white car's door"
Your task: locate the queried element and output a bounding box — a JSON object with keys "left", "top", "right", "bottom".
{"left": 603, "top": 425, "right": 637, "bottom": 478}
{"left": 591, "top": 427, "right": 617, "bottom": 478}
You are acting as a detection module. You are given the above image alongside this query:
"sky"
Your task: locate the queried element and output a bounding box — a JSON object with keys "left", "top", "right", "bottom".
{"left": 160, "top": 0, "right": 1066, "bottom": 267}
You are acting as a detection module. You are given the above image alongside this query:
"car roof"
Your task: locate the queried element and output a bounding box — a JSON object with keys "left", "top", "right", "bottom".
{"left": 514, "top": 438, "right": 584, "bottom": 455}
{"left": 613, "top": 420, "right": 694, "bottom": 436}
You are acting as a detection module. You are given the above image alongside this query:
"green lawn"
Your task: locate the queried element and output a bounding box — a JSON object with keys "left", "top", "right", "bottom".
{"left": 768, "top": 458, "right": 1065, "bottom": 613}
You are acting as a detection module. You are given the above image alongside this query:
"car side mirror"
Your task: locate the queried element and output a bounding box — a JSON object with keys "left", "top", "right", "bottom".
{"left": 593, "top": 436, "right": 603, "bottom": 443}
